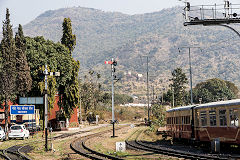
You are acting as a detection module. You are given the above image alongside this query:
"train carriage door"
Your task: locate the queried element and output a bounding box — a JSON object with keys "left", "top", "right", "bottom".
{"left": 230, "top": 109, "right": 239, "bottom": 127}
{"left": 191, "top": 106, "right": 195, "bottom": 140}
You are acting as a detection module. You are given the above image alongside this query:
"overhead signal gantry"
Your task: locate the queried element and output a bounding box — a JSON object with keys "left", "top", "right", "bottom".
{"left": 182, "top": 0, "right": 240, "bottom": 36}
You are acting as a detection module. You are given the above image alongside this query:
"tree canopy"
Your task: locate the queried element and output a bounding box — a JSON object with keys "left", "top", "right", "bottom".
{"left": 193, "top": 78, "right": 238, "bottom": 103}
{"left": 61, "top": 18, "right": 76, "bottom": 54}
{"left": 26, "top": 36, "right": 73, "bottom": 94}
{"left": 0, "top": 8, "right": 17, "bottom": 132}
{"left": 169, "top": 68, "right": 188, "bottom": 106}
{"left": 15, "top": 24, "right": 32, "bottom": 97}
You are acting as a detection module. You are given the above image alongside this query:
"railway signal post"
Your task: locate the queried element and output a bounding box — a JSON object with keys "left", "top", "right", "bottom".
{"left": 43, "top": 64, "right": 60, "bottom": 151}
{"left": 105, "top": 59, "right": 118, "bottom": 137}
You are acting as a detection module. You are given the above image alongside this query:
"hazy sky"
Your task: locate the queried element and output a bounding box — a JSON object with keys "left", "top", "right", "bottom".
{"left": 0, "top": 0, "right": 240, "bottom": 27}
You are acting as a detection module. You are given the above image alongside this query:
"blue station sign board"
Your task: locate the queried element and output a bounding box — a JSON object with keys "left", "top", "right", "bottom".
{"left": 10, "top": 105, "right": 35, "bottom": 115}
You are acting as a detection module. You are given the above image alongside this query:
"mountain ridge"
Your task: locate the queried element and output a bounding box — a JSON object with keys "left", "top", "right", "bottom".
{"left": 5, "top": 6, "right": 240, "bottom": 89}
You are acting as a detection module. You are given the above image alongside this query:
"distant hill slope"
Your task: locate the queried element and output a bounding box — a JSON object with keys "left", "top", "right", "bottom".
{"left": 22, "top": 6, "right": 240, "bottom": 87}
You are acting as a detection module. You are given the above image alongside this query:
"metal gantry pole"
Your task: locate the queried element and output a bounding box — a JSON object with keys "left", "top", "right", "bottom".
{"left": 111, "top": 58, "right": 115, "bottom": 137}
{"left": 44, "top": 64, "right": 48, "bottom": 151}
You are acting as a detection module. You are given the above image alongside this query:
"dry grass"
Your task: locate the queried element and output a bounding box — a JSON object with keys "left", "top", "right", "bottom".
{"left": 0, "top": 124, "right": 174, "bottom": 159}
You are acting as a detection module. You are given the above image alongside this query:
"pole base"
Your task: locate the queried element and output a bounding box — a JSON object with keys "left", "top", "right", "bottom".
{"left": 111, "top": 136, "right": 118, "bottom": 138}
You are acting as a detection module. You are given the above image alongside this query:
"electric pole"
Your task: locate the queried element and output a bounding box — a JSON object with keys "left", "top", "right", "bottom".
{"left": 178, "top": 47, "right": 201, "bottom": 105}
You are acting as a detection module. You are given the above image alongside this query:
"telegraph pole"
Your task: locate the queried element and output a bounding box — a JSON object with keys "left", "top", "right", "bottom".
{"left": 146, "top": 56, "right": 150, "bottom": 123}
{"left": 189, "top": 47, "right": 193, "bottom": 105}
{"left": 140, "top": 55, "right": 150, "bottom": 124}
{"left": 178, "top": 47, "right": 201, "bottom": 105}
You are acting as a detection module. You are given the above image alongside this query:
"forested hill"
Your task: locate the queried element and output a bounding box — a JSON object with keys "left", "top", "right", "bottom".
{"left": 22, "top": 6, "right": 240, "bottom": 86}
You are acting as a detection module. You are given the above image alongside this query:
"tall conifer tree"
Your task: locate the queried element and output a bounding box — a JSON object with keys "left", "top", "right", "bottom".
{"left": 15, "top": 24, "right": 32, "bottom": 97}
{"left": 61, "top": 18, "right": 76, "bottom": 54}
{"left": 59, "top": 60, "right": 80, "bottom": 118}
{"left": 0, "top": 9, "right": 17, "bottom": 132}
{"left": 169, "top": 68, "right": 188, "bottom": 106}
{"left": 59, "top": 18, "right": 79, "bottom": 120}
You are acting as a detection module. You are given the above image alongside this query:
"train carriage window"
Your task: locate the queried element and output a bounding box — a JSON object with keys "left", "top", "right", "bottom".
{"left": 196, "top": 111, "right": 199, "bottom": 126}
{"left": 200, "top": 111, "right": 207, "bottom": 126}
{"left": 219, "top": 110, "right": 227, "bottom": 126}
{"left": 230, "top": 109, "right": 239, "bottom": 127}
{"left": 209, "top": 110, "right": 216, "bottom": 126}
{"left": 187, "top": 116, "right": 190, "bottom": 124}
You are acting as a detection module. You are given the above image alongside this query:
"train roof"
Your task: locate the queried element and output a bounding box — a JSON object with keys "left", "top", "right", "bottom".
{"left": 195, "top": 99, "right": 240, "bottom": 109}
{"left": 166, "top": 105, "right": 195, "bottom": 112}
{"left": 166, "top": 99, "right": 240, "bottom": 112}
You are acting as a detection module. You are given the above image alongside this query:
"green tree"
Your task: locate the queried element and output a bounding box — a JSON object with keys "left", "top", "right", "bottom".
{"left": 25, "top": 36, "right": 73, "bottom": 94}
{"left": 59, "top": 18, "right": 79, "bottom": 120}
{"left": 225, "top": 81, "right": 239, "bottom": 96}
{"left": 163, "top": 89, "right": 174, "bottom": 106}
{"left": 61, "top": 18, "right": 76, "bottom": 54}
{"left": 151, "top": 104, "right": 165, "bottom": 126}
{"left": 0, "top": 9, "right": 17, "bottom": 132}
{"left": 80, "top": 71, "right": 102, "bottom": 114}
{"left": 15, "top": 24, "right": 32, "bottom": 97}
{"left": 193, "top": 78, "right": 238, "bottom": 103}
{"left": 59, "top": 60, "right": 80, "bottom": 118}
{"left": 25, "top": 36, "right": 75, "bottom": 119}
{"left": 169, "top": 68, "right": 188, "bottom": 106}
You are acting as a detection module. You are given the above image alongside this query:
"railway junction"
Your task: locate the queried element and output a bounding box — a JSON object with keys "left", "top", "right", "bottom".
{"left": 0, "top": 122, "right": 239, "bottom": 160}
{"left": 0, "top": 1, "right": 240, "bottom": 160}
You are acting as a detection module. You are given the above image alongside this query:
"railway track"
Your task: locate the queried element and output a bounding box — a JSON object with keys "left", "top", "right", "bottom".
{"left": 0, "top": 145, "right": 31, "bottom": 160}
{"left": 70, "top": 125, "right": 130, "bottom": 160}
{"left": 52, "top": 130, "right": 89, "bottom": 140}
{"left": 0, "top": 124, "right": 114, "bottom": 160}
{"left": 125, "top": 129, "right": 238, "bottom": 160}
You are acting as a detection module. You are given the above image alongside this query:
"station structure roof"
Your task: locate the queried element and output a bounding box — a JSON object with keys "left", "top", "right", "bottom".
{"left": 166, "top": 99, "right": 240, "bottom": 112}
